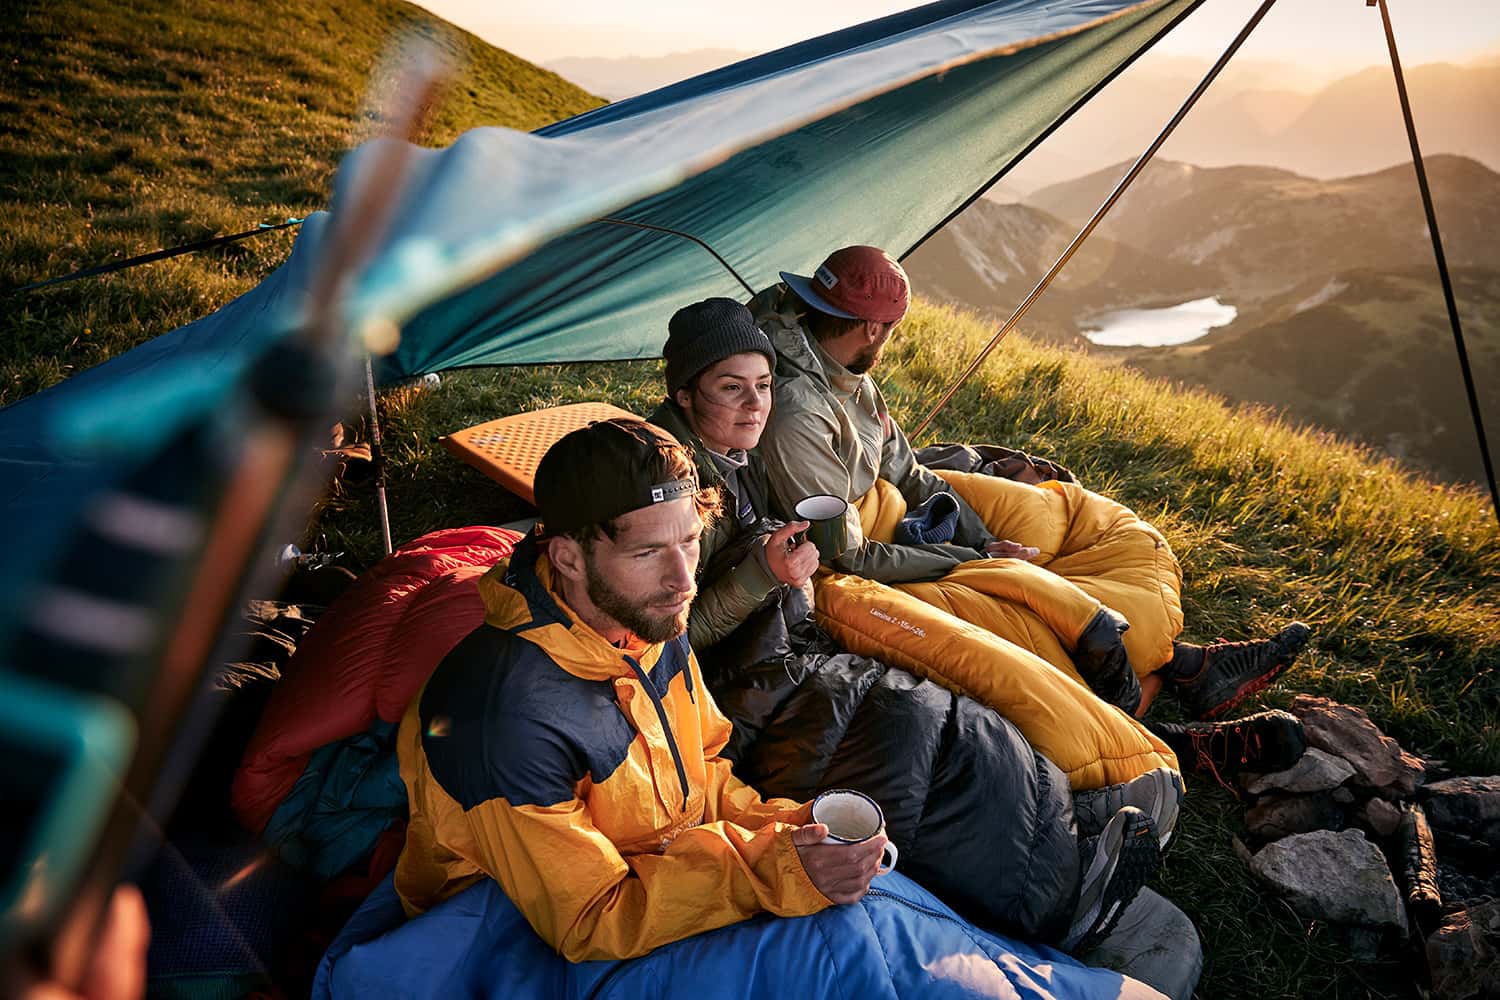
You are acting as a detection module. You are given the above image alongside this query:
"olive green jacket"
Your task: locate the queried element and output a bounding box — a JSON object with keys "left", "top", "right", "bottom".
{"left": 648, "top": 399, "right": 783, "bottom": 650}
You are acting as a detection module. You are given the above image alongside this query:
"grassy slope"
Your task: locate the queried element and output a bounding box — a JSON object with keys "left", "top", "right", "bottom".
{"left": 4, "top": 4, "right": 1499, "bottom": 999}
{"left": 0, "top": 0, "right": 603, "bottom": 405}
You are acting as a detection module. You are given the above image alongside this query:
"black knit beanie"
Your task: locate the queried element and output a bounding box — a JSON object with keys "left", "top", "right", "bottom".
{"left": 663, "top": 298, "right": 776, "bottom": 397}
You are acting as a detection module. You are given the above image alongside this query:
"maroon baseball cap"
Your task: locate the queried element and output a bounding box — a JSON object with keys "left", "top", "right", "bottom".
{"left": 780, "top": 245, "right": 910, "bottom": 324}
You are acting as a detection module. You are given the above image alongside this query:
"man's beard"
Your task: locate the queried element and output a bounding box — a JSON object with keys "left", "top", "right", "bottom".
{"left": 845, "top": 342, "right": 882, "bottom": 375}
{"left": 585, "top": 562, "right": 693, "bottom": 644}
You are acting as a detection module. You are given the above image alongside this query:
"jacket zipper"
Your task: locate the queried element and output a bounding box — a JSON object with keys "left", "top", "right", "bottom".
{"left": 623, "top": 654, "right": 690, "bottom": 813}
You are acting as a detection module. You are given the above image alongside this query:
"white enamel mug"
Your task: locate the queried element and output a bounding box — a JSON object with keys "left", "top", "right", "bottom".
{"left": 811, "top": 788, "right": 898, "bottom": 874}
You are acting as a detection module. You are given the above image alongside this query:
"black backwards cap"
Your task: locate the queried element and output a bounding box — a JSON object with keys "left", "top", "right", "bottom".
{"left": 533, "top": 417, "right": 699, "bottom": 536}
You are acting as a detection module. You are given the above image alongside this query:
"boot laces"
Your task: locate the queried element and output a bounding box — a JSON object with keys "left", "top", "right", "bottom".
{"left": 1188, "top": 721, "right": 1259, "bottom": 794}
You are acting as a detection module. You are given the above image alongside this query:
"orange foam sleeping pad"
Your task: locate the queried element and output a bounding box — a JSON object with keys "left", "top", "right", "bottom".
{"left": 438, "top": 401, "right": 638, "bottom": 503}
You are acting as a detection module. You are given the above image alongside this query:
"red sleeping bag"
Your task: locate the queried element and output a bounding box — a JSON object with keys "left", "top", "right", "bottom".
{"left": 232, "top": 526, "right": 518, "bottom": 834}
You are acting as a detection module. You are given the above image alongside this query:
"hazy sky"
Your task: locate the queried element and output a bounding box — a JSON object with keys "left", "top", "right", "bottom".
{"left": 416, "top": 0, "right": 1500, "bottom": 70}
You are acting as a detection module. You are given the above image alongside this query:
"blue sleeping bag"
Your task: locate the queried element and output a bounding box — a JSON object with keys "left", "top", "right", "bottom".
{"left": 314, "top": 871, "right": 1164, "bottom": 1000}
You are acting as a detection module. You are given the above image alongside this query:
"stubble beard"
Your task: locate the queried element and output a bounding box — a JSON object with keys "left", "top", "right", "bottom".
{"left": 585, "top": 562, "right": 693, "bottom": 644}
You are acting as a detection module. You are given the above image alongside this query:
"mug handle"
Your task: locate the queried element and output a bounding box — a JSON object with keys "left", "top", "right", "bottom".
{"left": 877, "top": 840, "right": 898, "bottom": 876}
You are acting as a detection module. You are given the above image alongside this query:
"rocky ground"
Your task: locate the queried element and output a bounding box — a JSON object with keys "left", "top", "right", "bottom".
{"left": 1232, "top": 695, "right": 1499, "bottom": 998}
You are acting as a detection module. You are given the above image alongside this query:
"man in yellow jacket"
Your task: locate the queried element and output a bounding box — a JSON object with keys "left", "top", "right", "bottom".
{"left": 753, "top": 245, "right": 1310, "bottom": 750}
{"left": 393, "top": 418, "right": 886, "bottom": 961}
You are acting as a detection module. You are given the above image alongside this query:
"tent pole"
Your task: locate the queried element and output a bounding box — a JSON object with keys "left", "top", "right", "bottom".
{"left": 365, "top": 355, "right": 394, "bottom": 556}
{"left": 596, "top": 217, "right": 758, "bottom": 298}
{"left": 1373, "top": 0, "right": 1500, "bottom": 527}
{"left": 911, "top": 0, "right": 1279, "bottom": 443}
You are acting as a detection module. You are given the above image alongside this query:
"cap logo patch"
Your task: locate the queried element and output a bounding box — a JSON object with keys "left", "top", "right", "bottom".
{"left": 646, "top": 478, "right": 696, "bottom": 505}
{"left": 815, "top": 265, "right": 839, "bottom": 289}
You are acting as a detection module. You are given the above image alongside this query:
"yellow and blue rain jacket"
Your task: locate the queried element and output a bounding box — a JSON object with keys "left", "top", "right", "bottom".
{"left": 393, "top": 533, "right": 827, "bottom": 961}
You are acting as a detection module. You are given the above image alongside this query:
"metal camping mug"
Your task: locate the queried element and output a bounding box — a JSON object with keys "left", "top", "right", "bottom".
{"left": 811, "top": 788, "right": 898, "bottom": 874}
{"left": 793, "top": 494, "right": 849, "bottom": 562}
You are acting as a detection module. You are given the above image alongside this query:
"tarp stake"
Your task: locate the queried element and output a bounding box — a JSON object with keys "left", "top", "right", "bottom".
{"left": 1374, "top": 0, "right": 1500, "bottom": 527}
{"left": 911, "top": 0, "right": 1279, "bottom": 442}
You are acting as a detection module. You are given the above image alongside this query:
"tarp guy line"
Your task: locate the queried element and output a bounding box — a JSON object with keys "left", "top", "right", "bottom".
{"left": 1374, "top": 0, "right": 1500, "bottom": 527}
{"left": 911, "top": 0, "right": 1278, "bottom": 442}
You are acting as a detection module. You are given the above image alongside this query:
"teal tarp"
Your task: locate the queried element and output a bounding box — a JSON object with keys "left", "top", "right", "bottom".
{"left": 0, "top": 0, "right": 1198, "bottom": 599}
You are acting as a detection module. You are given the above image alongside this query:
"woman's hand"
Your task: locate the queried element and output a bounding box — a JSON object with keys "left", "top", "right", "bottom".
{"left": 764, "top": 520, "right": 820, "bottom": 587}
{"left": 984, "top": 539, "right": 1041, "bottom": 561}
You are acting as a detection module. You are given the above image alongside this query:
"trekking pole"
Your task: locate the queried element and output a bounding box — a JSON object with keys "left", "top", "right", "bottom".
{"left": 1370, "top": 0, "right": 1500, "bottom": 527}
{"left": 365, "top": 355, "right": 395, "bottom": 555}
{"left": 910, "top": 0, "right": 1280, "bottom": 443}
{"left": 0, "top": 44, "right": 447, "bottom": 993}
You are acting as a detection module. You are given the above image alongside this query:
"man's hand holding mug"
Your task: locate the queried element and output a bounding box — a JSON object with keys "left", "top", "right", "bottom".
{"left": 791, "top": 789, "right": 898, "bottom": 904}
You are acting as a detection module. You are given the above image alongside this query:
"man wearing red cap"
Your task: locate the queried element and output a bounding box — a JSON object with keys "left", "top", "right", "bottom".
{"left": 751, "top": 245, "right": 1310, "bottom": 732}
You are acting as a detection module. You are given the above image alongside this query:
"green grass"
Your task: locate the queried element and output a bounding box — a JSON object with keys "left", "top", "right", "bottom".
{"left": 6, "top": 3, "right": 1498, "bottom": 998}
{"left": 0, "top": 0, "right": 603, "bottom": 405}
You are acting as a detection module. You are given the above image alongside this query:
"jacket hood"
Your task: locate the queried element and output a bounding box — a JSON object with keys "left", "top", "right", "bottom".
{"left": 756, "top": 284, "right": 865, "bottom": 403}
{"left": 478, "top": 531, "right": 667, "bottom": 682}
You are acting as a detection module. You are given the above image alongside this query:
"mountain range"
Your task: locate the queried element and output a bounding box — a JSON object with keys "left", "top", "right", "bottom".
{"left": 906, "top": 155, "right": 1500, "bottom": 485}
{"left": 1026, "top": 155, "right": 1500, "bottom": 304}
{"left": 1005, "top": 58, "right": 1500, "bottom": 192}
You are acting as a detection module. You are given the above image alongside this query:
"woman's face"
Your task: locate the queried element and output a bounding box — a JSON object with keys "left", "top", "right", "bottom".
{"left": 676, "top": 352, "right": 773, "bottom": 454}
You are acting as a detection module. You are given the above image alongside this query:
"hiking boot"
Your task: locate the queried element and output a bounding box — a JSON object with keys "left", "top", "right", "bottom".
{"left": 1072, "top": 767, "right": 1183, "bottom": 849}
{"left": 1173, "top": 622, "right": 1311, "bottom": 720}
{"left": 1149, "top": 710, "right": 1307, "bottom": 786}
{"left": 1061, "top": 806, "right": 1160, "bottom": 955}
{"left": 1070, "top": 607, "right": 1142, "bottom": 716}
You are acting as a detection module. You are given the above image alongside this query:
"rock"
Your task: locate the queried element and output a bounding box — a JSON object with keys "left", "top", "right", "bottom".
{"left": 1360, "top": 797, "right": 1404, "bottom": 839}
{"left": 1421, "top": 776, "right": 1500, "bottom": 848}
{"left": 1242, "top": 748, "right": 1357, "bottom": 796}
{"left": 1232, "top": 835, "right": 1254, "bottom": 866}
{"left": 1421, "top": 758, "right": 1457, "bottom": 784}
{"left": 1427, "top": 899, "right": 1500, "bottom": 1000}
{"left": 1437, "top": 853, "right": 1500, "bottom": 906}
{"left": 1246, "top": 793, "right": 1345, "bottom": 840}
{"left": 1335, "top": 924, "right": 1384, "bottom": 962}
{"left": 1332, "top": 787, "right": 1357, "bottom": 805}
{"left": 1292, "top": 695, "right": 1425, "bottom": 797}
{"left": 1250, "top": 829, "right": 1408, "bottom": 933}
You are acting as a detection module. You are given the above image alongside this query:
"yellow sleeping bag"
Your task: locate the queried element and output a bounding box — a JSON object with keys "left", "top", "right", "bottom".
{"left": 813, "top": 475, "right": 1182, "bottom": 789}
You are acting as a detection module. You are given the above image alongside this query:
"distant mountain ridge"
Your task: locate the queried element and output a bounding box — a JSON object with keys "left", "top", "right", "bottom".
{"left": 1027, "top": 155, "right": 1500, "bottom": 303}
{"left": 1004, "top": 58, "right": 1499, "bottom": 191}
{"left": 1127, "top": 266, "right": 1500, "bottom": 485}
